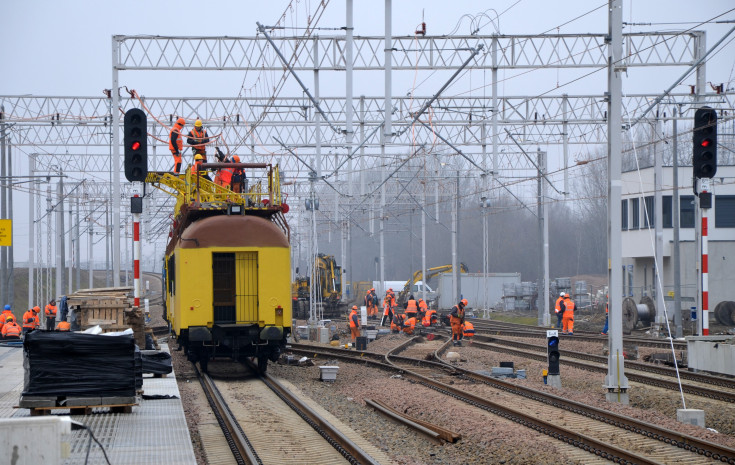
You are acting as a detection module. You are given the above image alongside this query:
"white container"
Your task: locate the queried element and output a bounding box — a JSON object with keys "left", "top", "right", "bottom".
{"left": 0, "top": 416, "right": 72, "bottom": 465}
{"left": 319, "top": 327, "right": 330, "bottom": 344}
{"left": 319, "top": 365, "right": 339, "bottom": 382}
{"left": 296, "top": 326, "right": 309, "bottom": 339}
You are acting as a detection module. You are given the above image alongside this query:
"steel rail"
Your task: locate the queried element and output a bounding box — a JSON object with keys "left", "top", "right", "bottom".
{"left": 290, "top": 341, "right": 735, "bottom": 464}
{"left": 195, "top": 366, "right": 261, "bottom": 465}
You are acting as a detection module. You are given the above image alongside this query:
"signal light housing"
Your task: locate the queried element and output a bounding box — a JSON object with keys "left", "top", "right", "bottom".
{"left": 124, "top": 108, "right": 148, "bottom": 182}
{"left": 547, "top": 335, "right": 560, "bottom": 376}
{"left": 692, "top": 107, "right": 717, "bottom": 179}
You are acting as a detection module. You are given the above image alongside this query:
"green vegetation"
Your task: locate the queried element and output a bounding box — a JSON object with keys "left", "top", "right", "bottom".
{"left": 489, "top": 313, "right": 538, "bottom": 326}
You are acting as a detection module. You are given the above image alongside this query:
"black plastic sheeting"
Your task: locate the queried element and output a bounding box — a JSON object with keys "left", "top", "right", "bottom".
{"left": 140, "top": 350, "right": 173, "bottom": 375}
{"left": 23, "top": 331, "right": 136, "bottom": 398}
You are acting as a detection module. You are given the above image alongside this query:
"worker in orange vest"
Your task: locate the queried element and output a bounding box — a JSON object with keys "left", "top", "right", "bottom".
{"left": 0, "top": 304, "right": 14, "bottom": 332}
{"left": 421, "top": 309, "right": 438, "bottom": 327}
{"left": 404, "top": 295, "right": 418, "bottom": 320}
{"left": 554, "top": 292, "right": 564, "bottom": 329}
{"left": 169, "top": 117, "right": 185, "bottom": 174}
{"left": 450, "top": 299, "right": 467, "bottom": 346}
{"left": 348, "top": 305, "right": 360, "bottom": 342}
{"left": 364, "top": 288, "right": 377, "bottom": 318}
{"left": 390, "top": 314, "right": 404, "bottom": 333}
{"left": 56, "top": 320, "right": 71, "bottom": 331}
{"left": 1, "top": 315, "right": 22, "bottom": 340}
{"left": 462, "top": 321, "right": 475, "bottom": 339}
{"left": 213, "top": 148, "right": 235, "bottom": 188}
{"left": 417, "top": 298, "right": 428, "bottom": 319}
{"left": 381, "top": 293, "right": 394, "bottom": 327}
{"left": 22, "top": 307, "right": 40, "bottom": 336}
{"left": 186, "top": 119, "right": 210, "bottom": 161}
{"left": 561, "top": 293, "right": 576, "bottom": 335}
{"left": 402, "top": 316, "right": 417, "bottom": 335}
{"left": 45, "top": 300, "right": 57, "bottom": 330}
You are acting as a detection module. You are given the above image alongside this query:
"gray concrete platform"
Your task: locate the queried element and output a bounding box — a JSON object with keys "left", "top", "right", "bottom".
{"left": 0, "top": 342, "right": 196, "bottom": 465}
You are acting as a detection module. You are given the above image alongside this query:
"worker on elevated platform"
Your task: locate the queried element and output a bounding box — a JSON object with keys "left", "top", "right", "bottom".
{"left": 193, "top": 154, "right": 211, "bottom": 181}
{"left": 213, "top": 147, "right": 235, "bottom": 188}
{"left": 450, "top": 299, "right": 467, "bottom": 346}
{"left": 561, "top": 293, "right": 575, "bottom": 335}
{"left": 348, "top": 305, "right": 360, "bottom": 342}
{"left": 169, "top": 118, "right": 185, "bottom": 174}
{"left": 230, "top": 156, "right": 245, "bottom": 193}
{"left": 187, "top": 119, "right": 210, "bottom": 162}
{"left": 1, "top": 315, "right": 21, "bottom": 340}
{"left": 44, "top": 300, "right": 57, "bottom": 329}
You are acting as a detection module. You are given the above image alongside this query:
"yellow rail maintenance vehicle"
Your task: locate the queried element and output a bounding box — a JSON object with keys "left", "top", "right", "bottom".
{"left": 149, "top": 159, "right": 291, "bottom": 373}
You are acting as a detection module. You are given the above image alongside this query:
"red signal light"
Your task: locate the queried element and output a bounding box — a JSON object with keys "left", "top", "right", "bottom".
{"left": 132, "top": 141, "right": 141, "bottom": 150}
{"left": 701, "top": 139, "right": 711, "bottom": 148}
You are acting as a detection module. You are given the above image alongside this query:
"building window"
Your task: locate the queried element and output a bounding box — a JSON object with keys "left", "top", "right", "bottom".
{"left": 644, "top": 196, "right": 654, "bottom": 228}
{"left": 621, "top": 199, "right": 628, "bottom": 230}
{"left": 715, "top": 195, "right": 735, "bottom": 228}
{"left": 631, "top": 197, "right": 640, "bottom": 230}
{"left": 662, "top": 195, "right": 672, "bottom": 228}
{"left": 680, "top": 195, "right": 695, "bottom": 228}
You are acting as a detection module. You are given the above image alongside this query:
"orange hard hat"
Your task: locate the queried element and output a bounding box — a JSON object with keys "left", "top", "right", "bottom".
{"left": 33, "top": 306, "right": 40, "bottom": 312}
{"left": 352, "top": 305, "right": 358, "bottom": 310}
{"left": 176, "top": 117, "right": 185, "bottom": 126}
{"left": 232, "top": 155, "right": 240, "bottom": 163}
{"left": 461, "top": 299, "right": 468, "bottom": 306}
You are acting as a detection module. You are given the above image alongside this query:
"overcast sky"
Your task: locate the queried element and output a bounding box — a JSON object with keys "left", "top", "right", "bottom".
{"left": 1, "top": 0, "right": 734, "bottom": 270}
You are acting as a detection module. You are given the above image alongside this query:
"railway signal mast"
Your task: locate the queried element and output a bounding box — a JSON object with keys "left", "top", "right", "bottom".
{"left": 693, "top": 107, "right": 717, "bottom": 336}
{"left": 124, "top": 108, "right": 148, "bottom": 309}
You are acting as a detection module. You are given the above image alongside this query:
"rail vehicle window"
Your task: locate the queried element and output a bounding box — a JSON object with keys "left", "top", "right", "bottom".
{"left": 167, "top": 255, "right": 175, "bottom": 295}
{"left": 213, "top": 253, "right": 236, "bottom": 324}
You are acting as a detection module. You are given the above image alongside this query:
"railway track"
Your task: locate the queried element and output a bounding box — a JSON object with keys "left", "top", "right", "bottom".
{"left": 289, "top": 340, "right": 735, "bottom": 464}
{"left": 470, "top": 318, "right": 689, "bottom": 351}
{"left": 196, "top": 361, "right": 382, "bottom": 465}
{"left": 471, "top": 332, "right": 735, "bottom": 393}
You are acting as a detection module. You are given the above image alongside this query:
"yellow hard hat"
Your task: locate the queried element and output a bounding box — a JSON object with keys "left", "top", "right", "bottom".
{"left": 195, "top": 119, "right": 203, "bottom": 128}
{"left": 5, "top": 315, "right": 13, "bottom": 322}
{"left": 194, "top": 154, "right": 203, "bottom": 161}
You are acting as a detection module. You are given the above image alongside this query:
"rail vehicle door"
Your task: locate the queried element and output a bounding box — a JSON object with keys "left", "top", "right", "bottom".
{"left": 235, "top": 252, "right": 258, "bottom": 323}
{"left": 213, "top": 253, "right": 237, "bottom": 324}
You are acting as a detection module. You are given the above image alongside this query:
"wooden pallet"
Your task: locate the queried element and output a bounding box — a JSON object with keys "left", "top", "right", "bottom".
{"left": 26, "top": 403, "right": 136, "bottom": 416}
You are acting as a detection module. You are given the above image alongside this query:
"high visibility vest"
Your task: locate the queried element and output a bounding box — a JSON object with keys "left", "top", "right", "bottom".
{"left": 169, "top": 125, "right": 183, "bottom": 153}
{"left": 421, "top": 310, "right": 436, "bottom": 327}
{"left": 188, "top": 127, "right": 208, "bottom": 153}
{"left": 463, "top": 321, "right": 475, "bottom": 337}
{"left": 563, "top": 299, "right": 575, "bottom": 314}
{"left": 2, "top": 322, "right": 21, "bottom": 338}
{"left": 56, "top": 321, "right": 71, "bottom": 331}
{"left": 418, "top": 300, "right": 428, "bottom": 311}
{"left": 219, "top": 166, "right": 234, "bottom": 184}
{"left": 554, "top": 297, "right": 563, "bottom": 314}
{"left": 23, "top": 311, "right": 37, "bottom": 329}
{"left": 349, "top": 310, "right": 358, "bottom": 328}
{"left": 45, "top": 304, "right": 57, "bottom": 317}
{"left": 406, "top": 300, "right": 418, "bottom": 312}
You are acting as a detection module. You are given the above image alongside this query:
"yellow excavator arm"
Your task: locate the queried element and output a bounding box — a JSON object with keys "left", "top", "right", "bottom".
{"left": 397, "top": 263, "right": 468, "bottom": 304}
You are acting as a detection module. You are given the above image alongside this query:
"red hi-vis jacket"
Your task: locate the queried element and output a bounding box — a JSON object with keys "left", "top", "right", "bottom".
{"left": 169, "top": 124, "right": 184, "bottom": 155}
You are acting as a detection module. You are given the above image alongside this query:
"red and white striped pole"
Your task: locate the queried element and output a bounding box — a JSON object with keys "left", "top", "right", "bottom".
{"left": 701, "top": 204, "right": 709, "bottom": 336}
{"left": 133, "top": 194, "right": 141, "bottom": 308}
{"left": 700, "top": 178, "right": 711, "bottom": 336}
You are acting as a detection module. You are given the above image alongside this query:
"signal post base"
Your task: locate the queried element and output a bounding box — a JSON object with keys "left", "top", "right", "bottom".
{"left": 605, "top": 388, "right": 629, "bottom": 405}
{"left": 547, "top": 374, "right": 561, "bottom": 389}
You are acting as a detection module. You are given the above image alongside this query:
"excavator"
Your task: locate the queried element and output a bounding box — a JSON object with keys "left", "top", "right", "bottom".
{"left": 396, "top": 263, "right": 469, "bottom": 308}
{"left": 292, "top": 253, "right": 346, "bottom": 319}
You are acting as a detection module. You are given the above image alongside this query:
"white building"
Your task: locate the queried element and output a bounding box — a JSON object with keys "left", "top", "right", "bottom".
{"left": 621, "top": 164, "right": 735, "bottom": 317}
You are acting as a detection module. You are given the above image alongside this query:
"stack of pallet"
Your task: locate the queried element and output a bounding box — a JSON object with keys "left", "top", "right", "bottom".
{"left": 67, "top": 287, "right": 146, "bottom": 349}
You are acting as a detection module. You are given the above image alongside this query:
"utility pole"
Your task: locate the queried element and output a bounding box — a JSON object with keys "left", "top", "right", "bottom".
{"left": 1, "top": 120, "right": 7, "bottom": 307}
{"left": 605, "top": 0, "right": 630, "bottom": 404}
{"left": 672, "top": 107, "right": 683, "bottom": 338}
